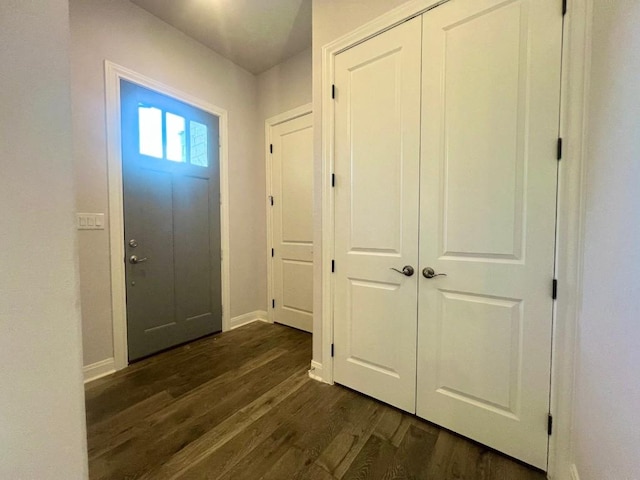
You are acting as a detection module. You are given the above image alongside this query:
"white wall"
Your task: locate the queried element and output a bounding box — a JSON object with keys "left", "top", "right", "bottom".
{"left": 258, "top": 47, "right": 312, "bottom": 121}
{"left": 311, "top": 0, "right": 413, "bottom": 363}
{"left": 571, "top": 2, "right": 640, "bottom": 479}
{"left": 0, "top": 1, "right": 88, "bottom": 478}
{"left": 70, "top": 0, "right": 265, "bottom": 366}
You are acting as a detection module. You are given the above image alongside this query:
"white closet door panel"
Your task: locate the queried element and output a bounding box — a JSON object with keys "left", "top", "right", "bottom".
{"left": 333, "top": 16, "right": 422, "bottom": 412}
{"left": 272, "top": 113, "right": 313, "bottom": 332}
{"left": 417, "top": 0, "right": 562, "bottom": 469}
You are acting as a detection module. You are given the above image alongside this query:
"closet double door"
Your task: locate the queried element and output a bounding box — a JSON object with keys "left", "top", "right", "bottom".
{"left": 333, "top": 0, "right": 562, "bottom": 469}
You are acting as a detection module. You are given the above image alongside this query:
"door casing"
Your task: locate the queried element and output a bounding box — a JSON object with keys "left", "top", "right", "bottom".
{"left": 318, "top": 0, "right": 593, "bottom": 477}
{"left": 105, "top": 61, "right": 231, "bottom": 371}
{"left": 265, "top": 103, "right": 313, "bottom": 326}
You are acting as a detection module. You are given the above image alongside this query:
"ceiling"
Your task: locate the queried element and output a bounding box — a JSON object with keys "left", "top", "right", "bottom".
{"left": 130, "top": 0, "right": 312, "bottom": 75}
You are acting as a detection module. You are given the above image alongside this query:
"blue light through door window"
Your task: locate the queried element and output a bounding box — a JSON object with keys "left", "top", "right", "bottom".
{"left": 138, "top": 105, "right": 163, "bottom": 158}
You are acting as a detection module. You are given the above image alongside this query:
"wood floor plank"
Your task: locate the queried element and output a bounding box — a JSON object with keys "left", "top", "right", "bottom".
{"left": 181, "top": 379, "right": 349, "bottom": 480}
{"left": 176, "top": 380, "right": 323, "bottom": 479}
{"left": 341, "top": 434, "right": 398, "bottom": 480}
{"left": 84, "top": 322, "right": 549, "bottom": 480}
{"left": 139, "top": 368, "right": 311, "bottom": 480}
{"left": 380, "top": 424, "right": 438, "bottom": 480}
{"left": 314, "top": 394, "right": 385, "bottom": 479}
{"left": 487, "top": 453, "right": 547, "bottom": 480}
{"left": 425, "top": 430, "right": 491, "bottom": 480}
{"left": 90, "top": 348, "right": 309, "bottom": 479}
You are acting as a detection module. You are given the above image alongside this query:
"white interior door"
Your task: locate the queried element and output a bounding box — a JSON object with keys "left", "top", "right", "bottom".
{"left": 333, "top": 17, "right": 422, "bottom": 412}
{"left": 416, "top": 0, "right": 563, "bottom": 469}
{"left": 270, "top": 112, "right": 314, "bottom": 332}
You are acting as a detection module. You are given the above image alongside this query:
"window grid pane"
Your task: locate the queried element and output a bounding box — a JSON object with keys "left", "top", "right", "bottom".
{"left": 166, "top": 112, "right": 186, "bottom": 163}
{"left": 190, "top": 121, "right": 208, "bottom": 167}
{"left": 138, "top": 105, "right": 163, "bottom": 158}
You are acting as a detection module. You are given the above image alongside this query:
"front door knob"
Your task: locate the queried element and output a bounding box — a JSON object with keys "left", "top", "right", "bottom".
{"left": 423, "top": 267, "right": 447, "bottom": 279}
{"left": 129, "top": 255, "right": 148, "bottom": 265}
{"left": 391, "top": 265, "right": 415, "bottom": 277}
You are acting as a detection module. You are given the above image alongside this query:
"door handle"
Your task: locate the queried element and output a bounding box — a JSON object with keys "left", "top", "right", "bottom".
{"left": 391, "top": 265, "right": 415, "bottom": 277}
{"left": 422, "top": 267, "right": 447, "bottom": 279}
{"left": 129, "top": 255, "right": 148, "bottom": 264}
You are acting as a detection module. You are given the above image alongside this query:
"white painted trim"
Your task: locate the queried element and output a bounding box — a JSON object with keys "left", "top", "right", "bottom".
{"left": 83, "top": 358, "right": 116, "bottom": 383}
{"left": 229, "top": 310, "right": 270, "bottom": 330}
{"left": 320, "top": 1, "right": 448, "bottom": 386}
{"left": 104, "top": 61, "right": 232, "bottom": 372}
{"left": 320, "top": 0, "right": 590, "bottom": 475}
{"left": 308, "top": 360, "right": 328, "bottom": 383}
{"left": 265, "top": 104, "right": 313, "bottom": 325}
{"left": 548, "top": 1, "right": 592, "bottom": 479}
{"left": 266, "top": 103, "right": 313, "bottom": 129}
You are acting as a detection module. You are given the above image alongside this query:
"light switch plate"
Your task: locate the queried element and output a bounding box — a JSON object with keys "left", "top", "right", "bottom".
{"left": 77, "top": 213, "right": 105, "bottom": 230}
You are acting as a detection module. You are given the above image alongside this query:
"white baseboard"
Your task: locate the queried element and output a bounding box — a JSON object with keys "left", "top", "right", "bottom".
{"left": 569, "top": 464, "right": 580, "bottom": 480}
{"left": 229, "top": 310, "right": 270, "bottom": 330}
{"left": 308, "top": 360, "right": 329, "bottom": 383}
{"left": 84, "top": 357, "right": 116, "bottom": 383}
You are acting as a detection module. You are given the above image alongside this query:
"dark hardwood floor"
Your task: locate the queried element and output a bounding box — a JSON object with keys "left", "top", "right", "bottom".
{"left": 85, "top": 322, "right": 546, "bottom": 480}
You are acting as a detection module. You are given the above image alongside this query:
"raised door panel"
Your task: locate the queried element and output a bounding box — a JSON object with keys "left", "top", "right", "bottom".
{"left": 272, "top": 113, "right": 314, "bottom": 332}
{"left": 333, "top": 16, "right": 422, "bottom": 413}
{"left": 124, "top": 167, "right": 177, "bottom": 360}
{"left": 174, "top": 175, "right": 220, "bottom": 339}
{"left": 417, "top": 0, "right": 562, "bottom": 469}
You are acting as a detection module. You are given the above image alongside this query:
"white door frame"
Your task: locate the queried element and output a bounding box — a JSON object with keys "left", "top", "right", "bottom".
{"left": 319, "top": 1, "right": 592, "bottom": 477}
{"left": 265, "top": 104, "right": 313, "bottom": 324}
{"left": 105, "top": 61, "right": 232, "bottom": 371}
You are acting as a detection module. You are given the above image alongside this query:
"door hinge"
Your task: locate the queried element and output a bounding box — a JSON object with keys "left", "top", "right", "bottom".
{"left": 331, "top": 343, "right": 335, "bottom": 357}
{"left": 271, "top": 248, "right": 275, "bottom": 258}
{"left": 269, "top": 195, "right": 274, "bottom": 206}
{"left": 331, "top": 173, "right": 335, "bottom": 187}
{"left": 272, "top": 299, "right": 275, "bottom": 309}
{"left": 270, "top": 144, "right": 273, "bottom": 154}
{"left": 552, "top": 279, "right": 558, "bottom": 300}
{"left": 548, "top": 414, "right": 553, "bottom": 435}
{"left": 331, "top": 260, "right": 335, "bottom": 273}
{"left": 332, "top": 84, "right": 336, "bottom": 99}
{"left": 562, "top": 0, "right": 567, "bottom": 16}
{"left": 557, "top": 137, "right": 563, "bottom": 160}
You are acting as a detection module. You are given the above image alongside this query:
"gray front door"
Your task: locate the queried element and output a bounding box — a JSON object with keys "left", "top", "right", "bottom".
{"left": 120, "top": 80, "right": 222, "bottom": 361}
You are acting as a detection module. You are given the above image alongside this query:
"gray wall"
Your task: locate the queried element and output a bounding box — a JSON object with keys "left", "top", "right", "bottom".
{"left": 0, "top": 1, "right": 88, "bottom": 477}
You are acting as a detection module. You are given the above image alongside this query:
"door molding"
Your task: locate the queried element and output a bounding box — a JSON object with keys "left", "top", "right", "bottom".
{"left": 319, "top": 1, "right": 592, "bottom": 477}
{"left": 105, "top": 61, "right": 231, "bottom": 371}
{"left": 265, "top": 104, "right": 312, "bottom": 324}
